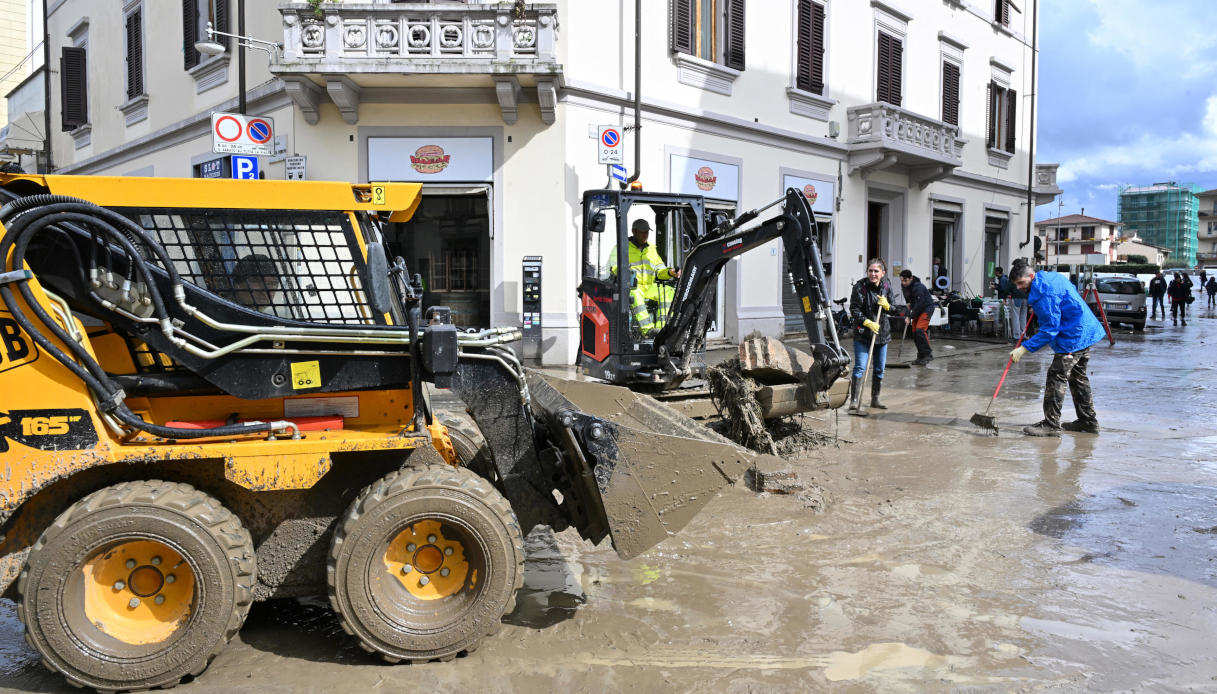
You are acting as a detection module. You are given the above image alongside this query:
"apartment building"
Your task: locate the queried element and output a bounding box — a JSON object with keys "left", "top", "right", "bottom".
{"left": 43, "top": 0, "right": 1060, "bottom": 364}
{"left": 1034, "top": 213, "right": 1120, "bottom": 266}
{"left": 1118, "top": 182, "right": 1198, "bottom": 268}
{"left": 1196, "top": 187, "right": 1217, "bottom": 266}
{"left": 0, "top": 0, "right": 43, "bottom": 170}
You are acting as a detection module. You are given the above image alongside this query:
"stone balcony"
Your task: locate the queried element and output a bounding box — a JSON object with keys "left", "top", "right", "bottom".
{"left": 845, "top": 103, "right": 964, "bottom": 187}
{"left": 1033, "top": 162, "right": 1063, "bottom": 204}
{"left": 272, "top": 2, "right": 561, "bottom": 126}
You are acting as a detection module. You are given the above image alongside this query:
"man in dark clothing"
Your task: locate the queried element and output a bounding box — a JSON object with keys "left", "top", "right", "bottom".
{"left": 1182, "top": 272, "right": 1195, "bottom": 318}
{"left": 1148, "top": 271, "right": 1167, "bottom": 320}
{"left": 1168, "top": 273, "right": 1188, "bottom": 326}
{"left": 849, "top": 259, "right": 896, "bottom": 410}
{"left": 899, "top": 269, "right": 934, "bottom": 365}
{"left": 1207, "top": 276, "right": 1217, "bottom": 308}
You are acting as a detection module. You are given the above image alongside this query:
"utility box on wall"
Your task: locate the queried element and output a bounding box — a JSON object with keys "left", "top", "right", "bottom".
{"left": 522, "top": 256, "right": 542, "bottom": 360}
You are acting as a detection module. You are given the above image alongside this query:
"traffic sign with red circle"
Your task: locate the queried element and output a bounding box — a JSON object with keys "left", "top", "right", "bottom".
{"left": 214, "top": 115, "right": 242, "bottom": 142}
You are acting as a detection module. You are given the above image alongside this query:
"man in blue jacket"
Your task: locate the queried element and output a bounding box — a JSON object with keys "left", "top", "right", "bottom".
{"left": 1008, "top": 261, "right": 1106, "bottom": 436}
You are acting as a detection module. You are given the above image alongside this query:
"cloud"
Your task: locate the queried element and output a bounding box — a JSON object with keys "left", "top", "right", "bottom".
{"left": 1057, "top": 94, "right": 1217, "bottom": 185}
{"left": 1085, "top": 0, "right": 1217, "bottom": 78}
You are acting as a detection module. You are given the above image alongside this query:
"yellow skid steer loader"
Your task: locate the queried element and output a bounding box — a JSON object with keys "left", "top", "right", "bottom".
{"left": 0, "top": 174, "right": 761, "bottom": 691}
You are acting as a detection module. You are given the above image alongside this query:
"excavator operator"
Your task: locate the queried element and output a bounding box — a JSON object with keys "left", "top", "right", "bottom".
{"left": 611, "top": 218, "right": 681, "bottom": 337}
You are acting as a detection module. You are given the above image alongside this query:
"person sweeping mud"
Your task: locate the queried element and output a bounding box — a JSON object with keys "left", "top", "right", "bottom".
{"left": 899, "top": 269, "right": 934, "bottom": 365}
{"left": 849, "top": 259, "right": 895, "bottom": 409}
{"left": 1008, "top": 260, "right": 1105, "bottom": 436}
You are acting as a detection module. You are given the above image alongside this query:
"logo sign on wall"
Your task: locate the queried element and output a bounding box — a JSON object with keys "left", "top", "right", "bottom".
{"left": 782, "top": 174, "right": 835, "bottom": 215}
{"left": 211, "top": 112, "right": 275, "bottom": 156}
{"left": 669, "top": 154, "right": 739, "bottom": 201}
{"left": 368, "top": 137, "right": 493, "bottom": 182}
{"left": 410, "top": 145, "right": 452, "bottom": 174}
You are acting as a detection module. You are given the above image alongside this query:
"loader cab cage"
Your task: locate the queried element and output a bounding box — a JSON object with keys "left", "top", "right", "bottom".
{"left": 110, "top": 207, "right": 383, "bottom": 326}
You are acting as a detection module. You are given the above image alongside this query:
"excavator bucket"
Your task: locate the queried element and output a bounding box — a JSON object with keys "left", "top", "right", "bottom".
{"left": 527, "top": 371, "right": 767, "bottom": 559}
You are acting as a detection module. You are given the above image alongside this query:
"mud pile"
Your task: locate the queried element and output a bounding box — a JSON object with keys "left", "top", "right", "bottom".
{"left": 707, "top": 359, "right": 841, "bottom": 457}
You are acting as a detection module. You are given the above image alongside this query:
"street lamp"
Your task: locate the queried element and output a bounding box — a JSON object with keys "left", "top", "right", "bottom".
{"left": 192, "top": 9, "right": 282, "bottom": 116}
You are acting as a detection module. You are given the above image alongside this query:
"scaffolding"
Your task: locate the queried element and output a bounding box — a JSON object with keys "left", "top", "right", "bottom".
{"left": 1117, "top": 182, "right": 1199, "bottom": 267}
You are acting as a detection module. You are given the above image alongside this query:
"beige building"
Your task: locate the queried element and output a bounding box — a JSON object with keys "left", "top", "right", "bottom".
{"left": 1113, "top": 234, "right": 1170, "bottom": 266}
{"left": 0, "top": 0, "right": 43, "bottom": 169}
{"left": 44, "top": 0, "right": 1061, "bottom": 364}
{"left": 1035, "top": 214, "right": 1120, "bottom": 266}
{"left": 1197, "top": 187, "right": 1217, "bottom": 266}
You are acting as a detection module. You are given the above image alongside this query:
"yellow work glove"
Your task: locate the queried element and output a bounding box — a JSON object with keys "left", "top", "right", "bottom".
{"left": 862, "top": 319, "right": 880, "bottom": 335}
{"left": 1010, "top": 346, "right": 1028, "bottom": 363}
{"left": 877, "top": 296, "right": 891, "bottom": 311}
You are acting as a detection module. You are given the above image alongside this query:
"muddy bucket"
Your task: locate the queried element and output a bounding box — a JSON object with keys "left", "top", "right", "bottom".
{"left": 528, "top": 371, "right": 766, "bottom": 559}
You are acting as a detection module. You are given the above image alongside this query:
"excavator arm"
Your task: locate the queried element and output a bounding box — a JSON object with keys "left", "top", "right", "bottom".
{"left": 653, "top": 188, "right": 850, "bottom": 392}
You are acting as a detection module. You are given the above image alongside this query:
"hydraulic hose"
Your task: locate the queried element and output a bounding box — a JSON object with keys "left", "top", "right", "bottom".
{"left": 0, "top": 195, "right": 279, "bottom": 440}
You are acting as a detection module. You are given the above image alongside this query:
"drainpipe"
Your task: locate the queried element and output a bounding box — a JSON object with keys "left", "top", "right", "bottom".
{"left": 1021, "top": 0, "right": 1038, "bottom": 249}
{"left": 237, "top": 0, "right": 247, "bottom": 115}
{"left": 40, "top": 0, "right": 52, "bottom": 172}
{"left": 624, "top": 0, "right": 641, "bottom": 188}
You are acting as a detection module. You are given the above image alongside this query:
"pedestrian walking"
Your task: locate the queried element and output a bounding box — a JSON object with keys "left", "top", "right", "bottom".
{"left": 1207, "top": 276, "right": 1217, "bottom": 308}
{"left": 1168, "top": 272, "right": 1188, "bottom": 326}
{"left": 849, "top": 259, "right": 896, "bottom": 410}
{"left": 1008, "top": 260, "right": 1106, "bottom": 437}
{"left": 1148, "top": 271, "right": 1167, "bottom": 320}
{"left": 1182, "top": 272, "right": 1195, "bottom": 318}
{"left": 900, "top": 269, "right": 934, "bottom": 365}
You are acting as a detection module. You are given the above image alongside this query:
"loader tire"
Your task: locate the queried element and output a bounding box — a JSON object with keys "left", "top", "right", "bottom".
{"left": 436, "top": 410, "right": 495, "bottom": 481}
{"left": 327, "top": 463, "right": 523, "bottom": 663}
{"left": 17, "top": 480, "right": 255, "bottom": 692}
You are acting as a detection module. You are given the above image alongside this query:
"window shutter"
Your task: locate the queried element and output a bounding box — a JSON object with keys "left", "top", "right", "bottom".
{"left": 724, "top": 0, "right": 746, "bottom": 71}
{"left": 60, "top": 46, "right": 87, "bottom": 131}
{"left": 214, "top": 0, "right": 231, "bottom": 49}
{"left": 1005, "top": 88, "right": 1017, "bottom": 152}
{"left": 183, "top": 0, "right": 199, "bottom": 69}
{"left": 986, "top": 82, "right": 996, "bottom": 148}
{"left": 126, "top": 10, "right": 143, "bottom": 99}
{"left": 876, "top": 32, "right": 890, "bottom": 103}
{"left": 795, "top": 1, "right": 825, "bottom": 95}
{"left": 942, "top": 61, "right": 960, "bottom": 126}
{"left": 1002, "top": 0, "right": 1010, "bottom": 25}
{"left": 670, "top": 0, "right": 694, "bottom": 55}
{"left": 888, "top": 35, "right": 902, "bottom": 106}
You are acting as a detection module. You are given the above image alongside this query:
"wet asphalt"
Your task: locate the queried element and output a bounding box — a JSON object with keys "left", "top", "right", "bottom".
{"left": 1, "top": 307, "right": 1216, "bottom": 692}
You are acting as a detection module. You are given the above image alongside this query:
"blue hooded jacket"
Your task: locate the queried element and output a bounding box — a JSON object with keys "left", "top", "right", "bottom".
{"left": 1022, "top": 271, "right": 1106, "bottom": 354}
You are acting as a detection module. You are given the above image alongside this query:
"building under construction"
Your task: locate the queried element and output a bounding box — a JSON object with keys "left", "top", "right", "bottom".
{"left": 1117, "top": 182, "right": 1199, "bottom": 267}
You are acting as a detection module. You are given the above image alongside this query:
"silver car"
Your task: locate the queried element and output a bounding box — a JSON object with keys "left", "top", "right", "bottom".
{"left": 1086, "top": 274, "right": 1147, "bottom": 331}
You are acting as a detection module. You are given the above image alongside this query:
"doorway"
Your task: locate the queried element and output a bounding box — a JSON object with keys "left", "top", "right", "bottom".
{"left": 932, "top": 213, "right": 957, "bottom": 290}
{"left": 867, "top": 202, "right": 886, "bottom": 263}
{"left": 382, "top": 193, "right": 491, "bottom": 328}
{"left": 984, "top": 216, "right": 1007, "bottom": 296}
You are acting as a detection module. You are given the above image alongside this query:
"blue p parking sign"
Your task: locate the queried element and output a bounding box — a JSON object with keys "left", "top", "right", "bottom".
{"left": 231, "top": 155, "right": 258, "bottom": 179}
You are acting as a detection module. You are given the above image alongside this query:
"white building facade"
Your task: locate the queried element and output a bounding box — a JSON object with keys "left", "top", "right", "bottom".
{"left": 45, "top": 0, "right": 1060, "bottom": 364}
{"left": 1035, "top": 214, "right": 1121, "bottom": 266}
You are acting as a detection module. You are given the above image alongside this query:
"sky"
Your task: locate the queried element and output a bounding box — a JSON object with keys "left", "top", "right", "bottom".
{"left": 1037, "top": 0, "right": 1217, "bottom": 222}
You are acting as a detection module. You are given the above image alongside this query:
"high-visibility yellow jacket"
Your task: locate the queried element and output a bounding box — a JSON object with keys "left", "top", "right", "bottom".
{"left": 611, "top": 241, "right": 674, "bottom": 300}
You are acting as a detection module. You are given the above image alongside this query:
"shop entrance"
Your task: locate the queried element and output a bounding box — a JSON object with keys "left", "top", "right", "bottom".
{"left": 383, "top": 193, "right": 491, "bottom": 328}
{"left": 866, "top": 202, "right": 886, "bottom": 263}
{"left": 932, "top": 212, "right": 958, "bottom": 290}
{"left": 983, "top": 216, "right": 1007, "bottom": 297}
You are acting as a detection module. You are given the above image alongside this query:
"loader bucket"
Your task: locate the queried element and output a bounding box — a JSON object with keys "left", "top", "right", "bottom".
{"left": 526, "top": 371, "right": 761, "bottom": 559}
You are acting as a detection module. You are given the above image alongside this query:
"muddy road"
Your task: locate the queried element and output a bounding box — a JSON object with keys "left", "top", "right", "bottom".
{"left": 2, "top": 313, "right": 1216, "bottom": 692}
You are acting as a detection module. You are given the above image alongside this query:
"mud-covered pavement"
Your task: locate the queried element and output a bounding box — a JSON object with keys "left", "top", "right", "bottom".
{"left": 3, "top": 311, "right": 1216, "bottom": 692}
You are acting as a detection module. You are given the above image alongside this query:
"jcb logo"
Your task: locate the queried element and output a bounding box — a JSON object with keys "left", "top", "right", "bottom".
{"left": 0, "top": 409, "right": 98, "bottom": 453}
{"left": 0, "top": 310, "right": 38, "bottom": 373}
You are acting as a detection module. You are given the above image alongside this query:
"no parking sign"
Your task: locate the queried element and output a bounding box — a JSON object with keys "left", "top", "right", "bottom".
{"left": 597, "top": 125, "right": 623, "bottom": 165}
{"left": 211, "top": 112, "right": 275, "bottom": 156}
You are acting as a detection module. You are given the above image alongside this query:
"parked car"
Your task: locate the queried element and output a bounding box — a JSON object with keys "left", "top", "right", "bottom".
{"left": 1086, "top": 274, "right": 1147, "bottom": 331}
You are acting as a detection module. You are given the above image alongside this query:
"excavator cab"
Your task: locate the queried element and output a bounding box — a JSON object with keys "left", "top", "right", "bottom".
{"left": 579, "top": 189, "right": 721, "bottom": 385}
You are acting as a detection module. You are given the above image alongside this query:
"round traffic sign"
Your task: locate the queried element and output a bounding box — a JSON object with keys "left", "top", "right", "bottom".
{"left": 247, "top": 118, "right": 272, "bottom": 144}
{"left": 601, "top": 129, "right": 620, "bottom": 148}
{"left": 214, "top": 115, "right": 242, "bottom": 142}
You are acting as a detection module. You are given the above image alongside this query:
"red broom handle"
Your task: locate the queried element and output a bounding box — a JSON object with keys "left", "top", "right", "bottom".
{"left": 991, "top": 311, "right": 1035, "bottom": 400}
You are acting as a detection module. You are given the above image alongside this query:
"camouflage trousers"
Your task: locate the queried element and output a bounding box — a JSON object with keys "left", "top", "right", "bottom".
{"left": 1043, "top": 348, "right": 1097, "bottom": 427}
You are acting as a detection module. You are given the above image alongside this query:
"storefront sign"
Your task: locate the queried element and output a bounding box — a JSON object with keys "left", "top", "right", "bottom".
{"left": 782, "top": 174, "right": 835, "bottom": 215}
{"left": 368, "top": 137, "right": 493, "bottom": 182}
{"left": 669, "top": 154, "right": 739, "bottom": 201}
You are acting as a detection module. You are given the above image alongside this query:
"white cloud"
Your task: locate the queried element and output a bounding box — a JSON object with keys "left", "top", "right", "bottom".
{"left": 1057, "top": 95, "right": 1217, "bottom": 185}
{"left": 1086, "top": 0, "right": 1217, "bottom": 79}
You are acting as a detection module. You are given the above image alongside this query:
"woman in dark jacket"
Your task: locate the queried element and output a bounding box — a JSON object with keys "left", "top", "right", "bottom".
{"left": 849, "top": 258, "right": 896, "bottom": 409}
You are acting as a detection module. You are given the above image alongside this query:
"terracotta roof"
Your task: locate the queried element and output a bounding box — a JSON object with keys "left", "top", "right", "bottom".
{"left": 1035, "top": 214, "right": 1120, "bottom": 227}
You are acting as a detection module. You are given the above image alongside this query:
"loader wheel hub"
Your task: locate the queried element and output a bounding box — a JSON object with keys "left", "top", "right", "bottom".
{"left": 383, "top": 519, "right": 472, "bottom": 600}
{"left": 81, "top": 539, "right": 196, "bottom": 645}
